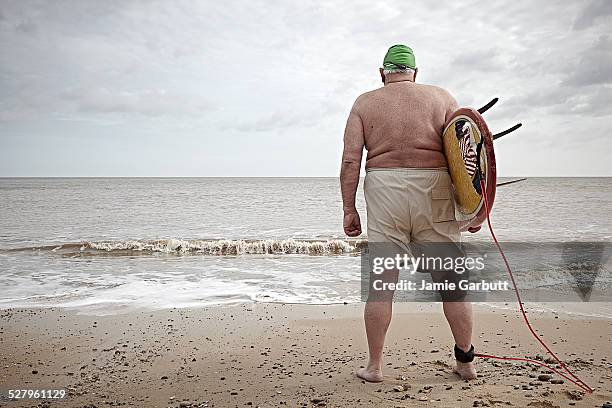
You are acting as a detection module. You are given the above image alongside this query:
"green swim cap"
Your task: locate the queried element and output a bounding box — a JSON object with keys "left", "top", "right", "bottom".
{"left": 383, "top": 44, "right": 416, "bottom": 70}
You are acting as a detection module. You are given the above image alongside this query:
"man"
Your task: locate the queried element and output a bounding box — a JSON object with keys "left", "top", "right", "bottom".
{"left": 340, "top": 44, "right": 477, "bottom": 382}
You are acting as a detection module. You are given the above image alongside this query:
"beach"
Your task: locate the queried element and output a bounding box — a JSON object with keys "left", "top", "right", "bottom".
{"left": 1, "top": 303, "right": 610, "bottom": 407}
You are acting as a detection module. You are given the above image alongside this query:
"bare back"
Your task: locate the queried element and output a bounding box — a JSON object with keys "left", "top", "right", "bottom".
{"left": 351, "top": 76, "right": 458, "bottom": 169}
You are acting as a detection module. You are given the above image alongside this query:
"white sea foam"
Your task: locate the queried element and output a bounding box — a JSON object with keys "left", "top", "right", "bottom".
{"left": 84, "top": 238, "right": 363, "bottom": 255}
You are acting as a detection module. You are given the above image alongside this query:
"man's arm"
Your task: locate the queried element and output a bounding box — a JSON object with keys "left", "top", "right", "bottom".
{"left": 340, "top": 105, "right": 365, "bottom": 236}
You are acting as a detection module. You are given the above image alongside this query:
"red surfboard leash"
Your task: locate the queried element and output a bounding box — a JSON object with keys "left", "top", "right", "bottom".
{"left": 475, "top": 178, "right": 593, "bottom": 393}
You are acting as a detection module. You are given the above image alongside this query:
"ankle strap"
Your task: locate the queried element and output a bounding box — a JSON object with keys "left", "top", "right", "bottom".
{"left": 454, "top": 344, "right": 475, "bottom": 363}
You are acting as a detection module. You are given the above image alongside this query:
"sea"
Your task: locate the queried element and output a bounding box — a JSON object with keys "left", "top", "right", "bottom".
{"left": 0, "top": 177, "right": 610, "bottom": 316}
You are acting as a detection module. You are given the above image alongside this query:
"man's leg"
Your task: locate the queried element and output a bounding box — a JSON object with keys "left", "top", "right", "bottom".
{"left": 359, "top": 170, "right": 409, "bottom": 382}
{"left": 411, "top": 170, "right": 477, "bottom": 380}
{"left": 442, "top": 301, "right": 477, "bottom": 380}
{"left": 356, "top": 269, "right": 398, "bottom": 382}
{"left": 357, "top": 298, "right": 392, "bottom": 382}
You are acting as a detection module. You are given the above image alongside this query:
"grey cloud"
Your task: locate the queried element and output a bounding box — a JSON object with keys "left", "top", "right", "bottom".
{"left": 15, "top": 19, "right": 37, "bottom": 35}
{"left": 498, "top": 80, "right": 611, "bottom": 120}
{"left": 451, "top": 48, "right": 505, "bottom": 72}
{"left": 562, "top": 35, "right": 612, "bottom": 86}
{"left": 61, "top": 87, "right": 214, "bottom": 117}
{"left": 221, "top": 100, "right": 346, "bottom": 133}
{"left": 0, "top": 76, "right": 58, "bottom": 122}
{"left": 483, "top": 31, "right": 612, "bottom": 120}
{"left": 226, "top": 111, "right": 315, "bottom": 133}
{"left": 550, "top": 85, "right": 612, "bottom": 117}
{"left": 513, "top": 87, "right": 570, "bottom": 109}
{"left": 573, "top": 0, "right": 612, "bottom": 30}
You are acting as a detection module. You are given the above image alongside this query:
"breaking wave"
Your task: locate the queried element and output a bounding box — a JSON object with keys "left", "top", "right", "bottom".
{"left": 7, "top": 238, "right": 367, "bottom": 256}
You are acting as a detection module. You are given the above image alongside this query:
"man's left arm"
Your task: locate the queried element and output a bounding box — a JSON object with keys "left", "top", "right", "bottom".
{"left": 340, "top": 105, "right": 365, "bottom": 237}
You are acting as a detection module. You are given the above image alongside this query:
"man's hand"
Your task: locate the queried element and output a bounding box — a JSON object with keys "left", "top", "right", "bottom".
{"left": 343, "top": 211, "right": 362, "bottom": 237}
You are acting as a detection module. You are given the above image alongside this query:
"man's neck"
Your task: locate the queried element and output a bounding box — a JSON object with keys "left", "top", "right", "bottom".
{"left": 384, "top": 72, "right": 414, "bottom": 85}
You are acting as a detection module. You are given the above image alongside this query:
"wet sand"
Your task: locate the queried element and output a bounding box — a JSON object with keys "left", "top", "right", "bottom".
{"left": 0, "top": 303, "right": 611, "bottom": 407}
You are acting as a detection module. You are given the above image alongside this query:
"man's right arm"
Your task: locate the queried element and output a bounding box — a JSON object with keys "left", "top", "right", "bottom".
{"left": 340, "top": 103, "right": 365, "bottom": 236}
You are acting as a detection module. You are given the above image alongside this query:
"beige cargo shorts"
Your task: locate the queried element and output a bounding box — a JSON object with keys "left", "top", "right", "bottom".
{"left": 364, "top": 167, "right": 465, "bottom": 302}
{"left": 364, "top": 167, "right": 459, "bottom": 245}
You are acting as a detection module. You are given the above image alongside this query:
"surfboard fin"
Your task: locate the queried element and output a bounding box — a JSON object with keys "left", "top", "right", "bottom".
{"left": 493, "top": 123, "right": 522, "bottom": 140}
{"left": 496, "top": 178, "right": 527, "bottom": 187}
{"left": 477, "top": 98, "right": 499, "bottom": 114}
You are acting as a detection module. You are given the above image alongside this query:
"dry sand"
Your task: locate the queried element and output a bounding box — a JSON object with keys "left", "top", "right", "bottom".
{"left": 0, "top": 303, "right": 611, "bottom": 407}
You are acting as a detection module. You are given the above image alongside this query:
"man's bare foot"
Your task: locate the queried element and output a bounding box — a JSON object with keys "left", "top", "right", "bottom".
{"left": 454, "top": 361, "right": 477, "bottom": 380}
{"left": 356, "top": 366, "right": 384, "bottom": 382}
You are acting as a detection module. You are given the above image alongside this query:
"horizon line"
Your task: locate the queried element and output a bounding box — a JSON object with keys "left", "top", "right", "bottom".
{"left": 1, "top": 175, "right": 611, "bottom": 179}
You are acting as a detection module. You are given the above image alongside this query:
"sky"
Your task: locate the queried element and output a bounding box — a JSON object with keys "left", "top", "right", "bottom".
{"left": 0, "top": 0, "right": 611, "bottom": 177}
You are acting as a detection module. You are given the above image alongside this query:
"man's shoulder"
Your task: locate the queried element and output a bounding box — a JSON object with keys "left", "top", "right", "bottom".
{"left": 416, "top": 83, "right": 458, "bottom": 109}
{"left": 354, "top": 88, "right": 381, "bottom": 103}
{"left": 359, "top": 83, "right": 453, "bottom": 98}
{"left": 351, "top": 83, "right": 456, "bottom": 112}
{"left": 351, "top": 88, "right": 383, "bottom": 112}
{"left": 416, "top": 83, "right": 454, "bottom": 98}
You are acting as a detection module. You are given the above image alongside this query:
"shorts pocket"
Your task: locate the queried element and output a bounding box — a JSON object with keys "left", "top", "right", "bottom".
{"left": 431, "top": 188, "right": 456, "bottom": 223}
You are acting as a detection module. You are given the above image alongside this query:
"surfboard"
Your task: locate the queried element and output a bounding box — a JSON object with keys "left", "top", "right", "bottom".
{"left": 442, "top": 100, "right": 522, "bottom": 233}
{"left": 442, "top": 108, "right": 496, "bottom": 233}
